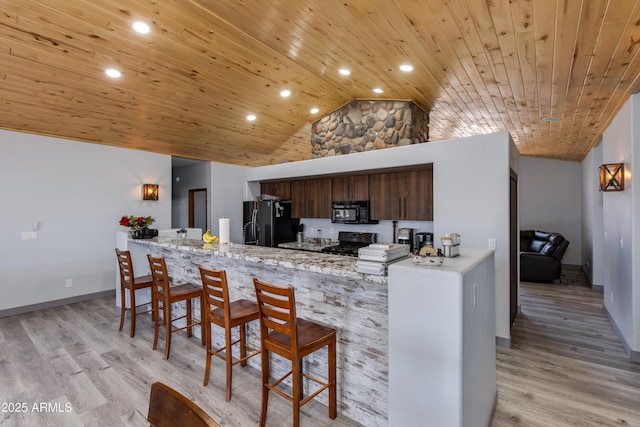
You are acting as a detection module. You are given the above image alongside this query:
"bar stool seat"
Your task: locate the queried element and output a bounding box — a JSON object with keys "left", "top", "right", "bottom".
{"left": 199, "top": 266, "right": 260, "bottom": 401}
{"left": 253, "top": 278, "right": 337, "bottom": 427}
{"left": 148, "top": 255, "right": 205, "bottom": 360}
{"left": 115, "top": 249, "right": 153, "bottom": 337}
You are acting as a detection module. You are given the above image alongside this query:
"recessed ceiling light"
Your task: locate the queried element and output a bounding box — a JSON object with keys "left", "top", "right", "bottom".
{"left": 105, "top": 68, "right": 122, "bottom": 78}
{"left": 132, "top": 21, "right": 150, "bottom": 34}
{"left": 399, "top": 64, "right": 414, "bottom": 72}
{"left": 246, "top": 114, "right": 257, "bottom": 121}
{"left": 310, "top": 107, "right": 319, "bottom": 114}
{"left": 543, "top": 117, "right": 561, "bottom": 123}
{"left": 373, "top": 87, "right": 384, "bottom": 94}
{"left": 339, "top": 68, "right": 351, "bottom": 76}
{"left": 280, "top": 89, "right": 291, "bottom": 98}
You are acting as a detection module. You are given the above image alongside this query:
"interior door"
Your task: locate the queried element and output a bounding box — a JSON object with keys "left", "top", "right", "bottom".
{"left": 189, "top": 188, "right": 208, "bottom": 231}
{"left": 510, "top": 169, "right": 518, "bottom": 326}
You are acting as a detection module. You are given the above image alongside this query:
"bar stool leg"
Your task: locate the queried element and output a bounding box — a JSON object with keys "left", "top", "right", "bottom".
{"left": 203, "top": 322, "right": 212, "bottom": 386}
{"left": 152, "top": 300, "right": 160, "bottom": 351}
{"left": 259, "top": 350, "right": 270, "bottom": 427}
{"left": 199, "top": 296, "right": 206, "bottom": 346}
{"left": 119, "top": 289, "right": 127, "bottom": 333}
{"left": 164, "top": 303, "right": 172, "bottom": 360}
{"left": 129, "top": 289, "right": 137, "bottom": 338}
{"left": 239, "top": 324, "right": 248, "bottom": 366}
{"left": 293, "top": 358, "right": 302, "bottom": 427}
{"left": 186, "top": 299, "right": 193, "bottom": 337}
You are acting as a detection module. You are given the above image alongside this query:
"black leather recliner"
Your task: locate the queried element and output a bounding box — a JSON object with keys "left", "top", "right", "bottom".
{"left": 520, "top": 230, "right": 569, "bottom": 283}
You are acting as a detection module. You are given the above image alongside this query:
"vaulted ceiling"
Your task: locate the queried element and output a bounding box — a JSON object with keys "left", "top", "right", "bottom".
{"left": 1, "top": 1, "right": 640, "bottom": 167}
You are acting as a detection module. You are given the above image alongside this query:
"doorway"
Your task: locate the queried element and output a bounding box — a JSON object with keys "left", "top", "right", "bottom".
{"left": 510, "top": 169, "right": 518, "bottom": 326}
{"left": 189, "top": 188, "right": 208, "bottom": 231}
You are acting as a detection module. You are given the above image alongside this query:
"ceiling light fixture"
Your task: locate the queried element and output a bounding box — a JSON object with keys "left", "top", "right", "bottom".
{"left": 339, "top": 68, "right": 351, "bottom": 76}
{"left": 310, "top": 107, "right": 319, "bottom": 114}
{"left": 373, "top": 88, "right": 384, "bottom": 94}
{"left": 280, "top": 89, "right": 291, "bottom": 98}
{"left": 543, "top": 117, "right": 561, "bottom": 123}
{"left": 399, "top": 64, "right": 414, "bottom": 72}
{"left": 246, "top": 114, "right": 257, "bottom": 121}
{"left": 132, "top": 21, "right": 150, "bottom": 34}
{"left": 105, "top": 68, "right": 122, "bottom": 78}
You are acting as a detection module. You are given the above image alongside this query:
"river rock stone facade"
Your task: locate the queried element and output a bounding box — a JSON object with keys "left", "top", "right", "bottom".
{"left": 311, "top": 100, "right": 429, "bottom": 158}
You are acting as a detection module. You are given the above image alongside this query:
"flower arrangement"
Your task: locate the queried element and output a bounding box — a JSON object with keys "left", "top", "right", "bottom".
{"left": 119, "top": 215, "right": 155, "bottom": 229}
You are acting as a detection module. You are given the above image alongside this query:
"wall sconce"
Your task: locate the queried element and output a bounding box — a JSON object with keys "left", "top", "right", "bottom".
{"left": 599, "top": 163, "right": 624, "bottom": 191}
{"left": 143, "top": 184, "right": 159, "bottom": 200}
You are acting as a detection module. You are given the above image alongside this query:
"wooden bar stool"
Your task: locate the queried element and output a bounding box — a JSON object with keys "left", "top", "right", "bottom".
{"left": 147, "top": 255, "right": 205, "bottom": 360}
{"left": 199, "top": 266, "right": 261, "bottom": 401}
{"left": 115, "top": 249, "right": 153, "bottom": 337}
{"left": 148, "top": 382, "right": 220, "bottom": 427}
{"left": 253, "top": 278, "right": 337, "bottom": 427}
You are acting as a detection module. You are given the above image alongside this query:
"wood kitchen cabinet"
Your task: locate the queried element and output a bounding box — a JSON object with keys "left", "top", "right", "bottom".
{"left": 290, "top": 177, "right": 332, "bottom": 218}
{"left": 260, "top": 180, "right": 291, "bottom": 200}
{"left": 369, "top": 166, "right": 433, "bottom": 221}
{"left": 332, "top": 175, "right": 369, "bottom": 201}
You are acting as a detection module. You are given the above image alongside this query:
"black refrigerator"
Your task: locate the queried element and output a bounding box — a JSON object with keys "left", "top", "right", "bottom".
{"left": 242, "top": 200, "right": 300, "bottom": 247}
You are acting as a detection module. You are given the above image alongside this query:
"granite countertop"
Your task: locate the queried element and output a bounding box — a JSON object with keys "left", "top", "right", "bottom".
{"left": 278, "top": 240, "right": 332, "bottom": 252}
{"left": 131, "top": 237, "right": 387, "bottom": 283}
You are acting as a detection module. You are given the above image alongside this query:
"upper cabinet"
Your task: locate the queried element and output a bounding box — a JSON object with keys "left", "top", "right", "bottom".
{"left": 291, "top": 177, "right": 332, "bottom": 218}
{"left": 369, "top": 166, "right": 433, "bottom": 221}
{"left": 331, "top": 175, "right": 369, "bottom": 201}
{"left": 260, "top": 180, "right": 291, "bottom": 200}
{"left": 260, "top": 164, "right": 432, "bottom": 221}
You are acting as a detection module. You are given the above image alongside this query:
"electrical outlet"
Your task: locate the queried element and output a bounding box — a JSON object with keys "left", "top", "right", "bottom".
{"left": 21, "top": 231, "right": 37, "bottom": 241}
{"left": 610, "top": 292, "right": 614, "bottom": 304}
{"left": 65, "top": 279, "right": 73, "bottom": 288}
{"left": 488, "top": 239, "right": 496, "bottom": 250}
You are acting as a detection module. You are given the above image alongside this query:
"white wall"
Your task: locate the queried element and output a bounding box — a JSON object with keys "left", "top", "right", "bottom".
{"left": 245, "top": 132, "right": 517, "bottom": 341}
{"left": 0, "top": 129, "right": 171, "bottom": 312}
{"left": 519, "top": 157, "right": 583, "bottom": 265}
{"left": 581, "top": 143, "right": 604, "bottom": 286}
{"left": 210, "top": 162, "right": 251, "bottom": 244}
{"left": 592, "top": 93, "right": 639, "bottom": 359}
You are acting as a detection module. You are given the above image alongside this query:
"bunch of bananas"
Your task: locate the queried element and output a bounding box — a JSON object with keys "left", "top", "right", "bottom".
{"left": 202, "top": 230, "right": 219, "bottom": 243}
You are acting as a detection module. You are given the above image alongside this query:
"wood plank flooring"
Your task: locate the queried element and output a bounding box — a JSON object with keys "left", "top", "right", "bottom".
{"left": 493, "top": 267, "right": 640, "bottom": 426}
{"left": 1, "top": 267, "right": 639, "bottom": 426}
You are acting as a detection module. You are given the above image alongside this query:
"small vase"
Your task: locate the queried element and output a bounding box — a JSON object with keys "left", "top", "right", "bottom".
{"left": 129, "top": 229, "right": 141, "bottom": 239}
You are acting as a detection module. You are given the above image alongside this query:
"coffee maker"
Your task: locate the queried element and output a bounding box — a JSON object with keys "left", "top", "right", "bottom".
{"left": 414, "top": 232, "right": 434, "bottom": 250}
{"left": 397, "top": 228, "right": 414, "bottom": 252}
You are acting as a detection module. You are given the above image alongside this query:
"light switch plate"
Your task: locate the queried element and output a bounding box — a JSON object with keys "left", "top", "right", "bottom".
{"left": 488, "top": 238, "right": 496, "bottom": 250}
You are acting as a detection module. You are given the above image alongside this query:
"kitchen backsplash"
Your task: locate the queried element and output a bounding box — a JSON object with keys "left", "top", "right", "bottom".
{"left": 299, "top": 218, "right": 434, "bottom": 244}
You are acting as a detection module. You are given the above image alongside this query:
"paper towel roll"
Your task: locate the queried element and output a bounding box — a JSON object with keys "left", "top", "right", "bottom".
{"left": 219, "top": 217, "right": 230, "bottom": 245}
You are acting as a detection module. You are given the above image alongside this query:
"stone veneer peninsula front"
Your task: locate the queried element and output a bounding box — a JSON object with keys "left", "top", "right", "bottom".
{"left": 122, "top": 237, "right": 389, "bottom": 426}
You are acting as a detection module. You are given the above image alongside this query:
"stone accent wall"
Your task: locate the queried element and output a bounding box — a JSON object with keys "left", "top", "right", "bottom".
{"left": 311, "top": 100, "right": 429, "bottom": 158}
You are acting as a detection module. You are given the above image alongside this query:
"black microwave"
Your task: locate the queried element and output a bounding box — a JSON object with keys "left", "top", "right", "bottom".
{"left": 331, "top": 201, "right": 376, "bottom": 224}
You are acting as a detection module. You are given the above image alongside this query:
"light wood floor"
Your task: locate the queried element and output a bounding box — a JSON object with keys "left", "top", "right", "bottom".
{"left": 492, "top": 267, "right": 640, "bottom": 426}
{"left": 1, "top": 268, "right": 639, "bottom": 426}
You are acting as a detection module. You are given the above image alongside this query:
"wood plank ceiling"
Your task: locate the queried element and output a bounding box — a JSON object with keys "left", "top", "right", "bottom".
{"left": 1, "top": 0, "right": 640, "bottom": 167}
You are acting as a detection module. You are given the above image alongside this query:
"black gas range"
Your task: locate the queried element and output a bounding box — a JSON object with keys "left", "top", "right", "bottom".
{"left": 321, "top": 231, "right": 377, "bottom": 257}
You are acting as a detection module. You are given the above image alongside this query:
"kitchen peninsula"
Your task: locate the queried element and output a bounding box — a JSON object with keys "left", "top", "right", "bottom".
{"left": 122, "top": 238, "right": 496, "bottom": 427}
{"left": 126, "top": 237, "right": 388, "bottom": 426}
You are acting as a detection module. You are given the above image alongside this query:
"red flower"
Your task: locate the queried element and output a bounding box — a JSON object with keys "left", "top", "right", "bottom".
{"left": 119, "top": 215, "right": 155, "bottom": 229}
